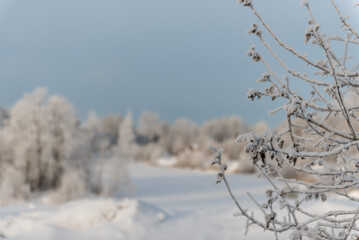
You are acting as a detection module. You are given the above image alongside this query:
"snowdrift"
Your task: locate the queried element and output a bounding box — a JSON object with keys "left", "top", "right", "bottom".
{"left": 0, "top": 199, "right": 167, "bottom": 240}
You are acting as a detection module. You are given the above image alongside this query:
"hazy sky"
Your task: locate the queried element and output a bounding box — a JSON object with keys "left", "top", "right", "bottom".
{"left": 0, "top": 0, "right": 357, "bottom": 127}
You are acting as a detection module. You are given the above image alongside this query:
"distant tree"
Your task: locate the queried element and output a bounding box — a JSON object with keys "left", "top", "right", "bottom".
{"left": 0, "top": 88, "right": 79, "bottom": 196}
{"left": 0, "top": 88, "right": 134, "bottom": 202}
{"left": 168, "top": 118, "right": 198, "bottom": 155}
{"left": 82, "top": 111, "right": 101, "bottom": 154}
{"left": 46, "top": 94, "right": 78, "bottom": 188}
{"left": 201, "top": 116, "right": 245, "bottom": 143}
{"left": 137, "top": 111, "right": 161, "bottom": 144}
{"left": 82, "top": 111, "right": 129, "bottom": 196}
{"left": 118, "top": 111, "right": 136, "bottom": 155}
{"left": 4, "top": 88, "right": 51, "bottom": 192}
{"left": 101, "top": 114, "right": 122, "bottom": 145}
{"left": 96, "top": 111, "right": 134, "bottom": 196}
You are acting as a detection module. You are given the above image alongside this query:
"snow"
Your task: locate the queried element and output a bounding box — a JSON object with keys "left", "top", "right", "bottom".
{"left": 155, "top": 156, "right": 178, "bottom": 168}
{"left": 0, "top": 163, "right": 357, "bottom": 239}
{"left": 0, "top": 198, "right": 167, "bottom": 240}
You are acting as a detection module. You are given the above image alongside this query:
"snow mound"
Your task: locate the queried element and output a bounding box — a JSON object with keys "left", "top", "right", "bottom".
{"left": 0, "top": 199, "right": 167, "bottom": 240}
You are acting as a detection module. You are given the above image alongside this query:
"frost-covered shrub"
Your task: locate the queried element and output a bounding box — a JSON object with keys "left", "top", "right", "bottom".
{"left": 2, "top": 88, "right": 78, "bottom": 192}
{"left": 118, "top": 111, "right": 136, "bottom": 156}
{"left": 211, "top": 1, "right": 359, "bottom": 239}
{"left": 101, "top": 114, "right": 123, "bottom": 145}
{"left": 232, "top": 152, "right": 255, "bottom": 174}
{"left": 82, "top": 111, "right": 131, "bottom": 197}
{"left": 175, "top": 148, "right": 207, "bottom": 170}
{"left": 221, "top": 139, "right": 242, "bottom": 160}
{"left": 167, "top": 118, "right": 199, "bottom": 155}
{"left": 50, "top": 168, "right": 86, "bottom": 203}
{"left": 0, "top": 88, "right": 130, "bottom": 203}
{"left": 201, "top": 116, "right": 246, "bottom": 143}
{"left": 0, "top": 165, "right": 31, "bottom": 203}
{"left": 89, "top": 111, "right": 133, "bottom": 196}
{"left": 137, "top": 111, "right": 162, "bottom": 144}
{"left": 133, "top": 143, "right": 166, "bottom": 163}
{"left": 93, "top": 154, "right": 130, "bottom": 197}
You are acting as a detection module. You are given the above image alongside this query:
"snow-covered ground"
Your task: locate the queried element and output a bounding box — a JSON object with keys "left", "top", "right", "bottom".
{"left": 0, "top": 163, "right": 358, "bottom": 239}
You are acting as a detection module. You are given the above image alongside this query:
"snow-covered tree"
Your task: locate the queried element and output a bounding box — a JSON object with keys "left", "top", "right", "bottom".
{"left": 82, "top": 111, "right": 101, "bottom": 154}
{"left": 46, "top": 94, "right": 78, "bottom": 188}
{"left": 101, "top": 114, "right": 123, "bottom": 145}
{"left": 1, "top": 88, "right": 80, "bottom": 193}
{"left": 3, "top": 88, "right": 51, "bottom": 192}
{"left": 138, "top": 111, "right": 161, "bottom": 143}
{"left": 118, "top": 110, "right": 136, "bottom": 155}
{"left": 168, "top": 118, "right": 198, "bottom": 155}
{"left": 96, "top": 111, "right": 134, "bottom": 196}
{"left": 202, "top": 116, "right": 245, "bottom": 143}
{"left": 0, "top": 88, "right": 134, "bottom": 202}
{"left": 211, "top": 1, "right": 359, "bottom": 239}
{"left": 0, "top": 88, "right": 86, "bottom": 201}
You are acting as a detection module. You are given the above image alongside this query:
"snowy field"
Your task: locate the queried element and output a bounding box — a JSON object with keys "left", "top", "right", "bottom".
{"left": 0, "top": 163, "right": 358, "bottom": 240}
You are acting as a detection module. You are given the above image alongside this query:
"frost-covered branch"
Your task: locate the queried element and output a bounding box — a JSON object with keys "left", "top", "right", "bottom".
{"left": 212, "top": 0, "right": 359, "bottom": 239}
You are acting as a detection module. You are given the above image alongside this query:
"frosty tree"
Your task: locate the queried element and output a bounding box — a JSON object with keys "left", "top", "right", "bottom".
{"left": 118, "top": 111, "right": 135, "bottom": 155}
{"left": 92, "top": 111, "right": 133, "bottom": 196}
{"left": 2, "top": 88, "right": 78, "bottom": 193}
{"left": 211, "top": 0, "right": 359, "bottom": 239}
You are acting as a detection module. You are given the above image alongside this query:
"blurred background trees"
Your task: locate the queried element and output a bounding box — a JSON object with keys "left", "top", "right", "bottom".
{"left": 0, "top": 87, "right": 292, "bottom": 203}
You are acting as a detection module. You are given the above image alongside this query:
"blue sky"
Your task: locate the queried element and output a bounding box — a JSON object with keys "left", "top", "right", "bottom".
{"left": 0, "top": 0, "right": 357, "bottom": 127}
